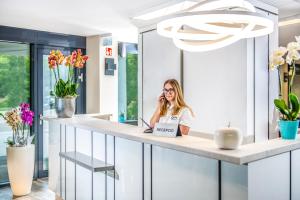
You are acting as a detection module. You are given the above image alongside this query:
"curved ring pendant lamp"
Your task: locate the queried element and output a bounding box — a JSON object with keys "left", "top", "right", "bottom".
{"left": 157, "top": 0, "right": 274, "bottom": 52}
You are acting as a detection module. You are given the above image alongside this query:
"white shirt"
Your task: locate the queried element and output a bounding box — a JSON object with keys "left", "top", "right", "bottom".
{"left": 159, "top": 105, "right": 194, "bottom": 128}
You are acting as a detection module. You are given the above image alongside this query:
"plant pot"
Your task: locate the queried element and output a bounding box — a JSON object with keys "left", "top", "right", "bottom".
{"left": 7, "top": 145, "right": 35, "bottom": 196}
{"left": 55, "top": 97, "right": 76, "bottom": 118}
{"left": 279, "top": 120, "right": 299, "bottom": 140}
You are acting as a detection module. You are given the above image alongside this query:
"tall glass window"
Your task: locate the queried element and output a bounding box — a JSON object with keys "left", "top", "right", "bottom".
{"left": 0, "top": 42, "right": 30, "bottom": 184}
{"left": 118, "top": 43, "right": 138, "bottom": 125}
{"left": 126, "top": 53, "right": 138, "bottom": 121}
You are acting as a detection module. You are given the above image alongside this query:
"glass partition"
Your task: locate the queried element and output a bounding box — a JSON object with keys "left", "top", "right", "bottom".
{"left": 0, "top": 41, "right": 30, "bottom": 184}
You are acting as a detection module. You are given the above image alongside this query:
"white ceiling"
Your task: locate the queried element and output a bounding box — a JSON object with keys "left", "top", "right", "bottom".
{"left": 0, "top": 0, "right": 299, "bottom": 42}
{"left": 0, "top": 0, "right": 172, "bottom": 42}
{"left": 260, "top": 0, "right": 300, "bottom": 19}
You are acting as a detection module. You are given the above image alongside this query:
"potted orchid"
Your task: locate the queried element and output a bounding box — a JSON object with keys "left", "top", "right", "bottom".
{"left": 269, "top": 36, "right": 300, "bottom": 96}
{"left": 270, "top": 36, "right": 300, "bottom": 140}
{"left": 48, "top": 49, "right": 88, "bottom": 117}
{"left": 0, "top": 103, "right": 35, "bottom": 196}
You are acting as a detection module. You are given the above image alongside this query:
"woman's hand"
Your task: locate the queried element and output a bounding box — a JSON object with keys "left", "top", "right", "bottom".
{"left": 179, "top": 125, "right": 190, "bottom": 135}
{"left": 150, "top": 94, "right": 164, "bottom": 128}
{"left": 157, "top": 93, "right": 165, "bottom": 107}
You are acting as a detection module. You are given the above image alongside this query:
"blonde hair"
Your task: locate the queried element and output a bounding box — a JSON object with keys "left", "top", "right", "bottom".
{"left": 159, "top": 79, "right": 192, "bottom": 116}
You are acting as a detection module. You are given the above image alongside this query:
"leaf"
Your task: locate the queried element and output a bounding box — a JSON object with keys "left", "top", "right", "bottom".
{"left": 291, "top": 112, "right": 299, "bottom": 120}
{"left": 29, "top": 135, "right": 35, "bottom": 144}
{"left": 274, "top": 99, "right": 290, "bottom": 117}
{"left": 289, "top": 93, "right": 300, "bottom": 117}
{"left": 274, "top": 99, "right": 288, "bottom": 109}
{"left": 53, "top": 76, "right": 79, "bottom": 97}
{"left": 6, "top": 137, "right": 14, "bottom": 147}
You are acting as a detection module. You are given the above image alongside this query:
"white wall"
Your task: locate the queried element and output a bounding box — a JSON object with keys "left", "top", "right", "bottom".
{"left": 279, "top": 23, "right": 300, "bottom": 46}
{"left": 86, "top": 36, "right": 101, "bottom": 113}
{"left": 99, "top": 37, "right": 119, "bottom": 121}
{"left": 141, "top": 31, "right": 181, "bottom": 123}
{"left": 86, "top": 35, "right": 119, "bottom": 121}
{"left": 183, "top": 40, "right": 250, "bottom": 135}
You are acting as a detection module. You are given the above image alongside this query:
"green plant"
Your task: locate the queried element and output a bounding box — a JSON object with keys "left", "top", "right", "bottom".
{"left": 6, "top": 137, "right": 14, "bottom": 146}
{"left": 54, "top": 79, "right": 79, "bottom": 98}
{"left": 0, "top": 54, "right": 30, "bottom": 108}
{"left": 274, "top": 93, "right": 300, "bottom": 120}
{"left": 127, "top": 100, "right": 137, "bottom": 120}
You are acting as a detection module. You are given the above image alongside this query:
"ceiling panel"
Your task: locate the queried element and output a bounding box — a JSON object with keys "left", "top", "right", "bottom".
{"left": 260, "top": 0, "right": 300, "bottom": 18}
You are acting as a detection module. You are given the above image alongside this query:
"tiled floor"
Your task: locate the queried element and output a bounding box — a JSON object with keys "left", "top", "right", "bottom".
{"left": 0, "top": 178, "right": 60, "bottom": 200}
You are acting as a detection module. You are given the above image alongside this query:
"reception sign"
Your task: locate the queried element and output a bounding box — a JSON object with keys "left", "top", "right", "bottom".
{"left": 153, "top": 123, "right": 179, "bottom": 137}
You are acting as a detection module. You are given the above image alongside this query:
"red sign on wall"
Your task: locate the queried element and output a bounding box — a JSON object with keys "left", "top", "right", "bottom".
{"left": 105, "top": 47, "right": 112, "bottom": 56}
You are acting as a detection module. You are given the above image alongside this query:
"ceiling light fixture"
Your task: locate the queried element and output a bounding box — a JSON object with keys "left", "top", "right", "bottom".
{"left": 279, "top": 18, "right": 300, "bottom": 27}
{"left": 156, "top": 0, "right": 274, "bottom": 52}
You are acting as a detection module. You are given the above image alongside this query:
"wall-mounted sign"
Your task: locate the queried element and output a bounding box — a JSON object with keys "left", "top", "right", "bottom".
{"left": 102, "top": 37, "right": 112, "bottom": 46}
{"left": 105, "top": 47, "right": 112, "bottom": 56}
{"left": 105, "top": 58, "right": 116, "bottom": 76}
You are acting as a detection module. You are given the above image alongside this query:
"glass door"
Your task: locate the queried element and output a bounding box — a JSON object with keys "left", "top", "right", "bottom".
{"left": 36, "top": 45, "right": 86, "bottom": 178}
{"left": 0, "top": 41, "right": 30, "bottom": 184}
{"left": 37, "top": 46, "right": 70, "bottom": 177}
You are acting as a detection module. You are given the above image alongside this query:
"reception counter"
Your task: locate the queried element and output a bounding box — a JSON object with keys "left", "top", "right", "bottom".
{"left": 44, "top": 114, "right": 300, "bottom": 200}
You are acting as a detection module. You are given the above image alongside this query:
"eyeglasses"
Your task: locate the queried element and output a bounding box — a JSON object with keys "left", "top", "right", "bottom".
{"left": 163, "top": 88, "right": 175, "bottom": 94}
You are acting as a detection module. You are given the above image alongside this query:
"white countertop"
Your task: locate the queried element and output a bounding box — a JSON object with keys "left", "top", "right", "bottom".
{"left": 43, "top": 114, "right": 300, "bottom": 165}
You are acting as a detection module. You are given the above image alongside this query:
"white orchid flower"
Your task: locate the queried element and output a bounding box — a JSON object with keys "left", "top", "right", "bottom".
{"left": 269, "top": 55, "right": 285, "bottom": 70}
{"left": 286, "top": 50, "right": 300, "bottom": 65}
{"left": 273, "top": 46, "right": 287, "bottom": 57}
{"left": 287, "top": 42, "right": 300, "bottom": 51}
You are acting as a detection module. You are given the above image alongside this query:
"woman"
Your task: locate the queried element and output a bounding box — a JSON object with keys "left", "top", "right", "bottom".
{"left": 150, "top": 79, "right": 194, "bottom": 135}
